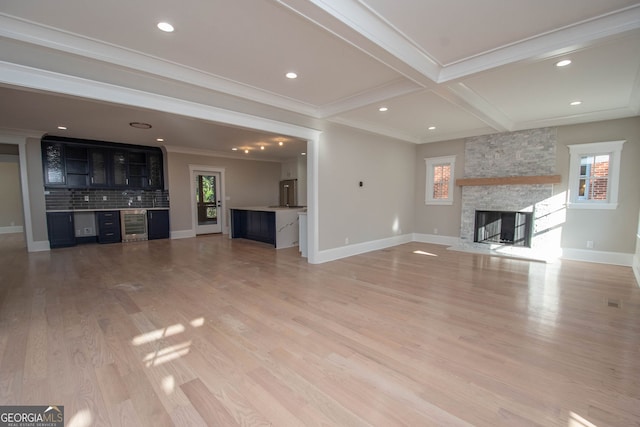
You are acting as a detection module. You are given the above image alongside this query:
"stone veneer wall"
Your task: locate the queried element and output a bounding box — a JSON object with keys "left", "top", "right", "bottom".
{"left": 460, "top": 128, "right": 563, "bottom": 252}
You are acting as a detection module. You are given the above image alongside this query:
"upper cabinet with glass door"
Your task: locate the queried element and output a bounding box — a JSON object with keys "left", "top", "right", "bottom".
{"left": 41, "top": 136, "right": 164, "bottom": 190}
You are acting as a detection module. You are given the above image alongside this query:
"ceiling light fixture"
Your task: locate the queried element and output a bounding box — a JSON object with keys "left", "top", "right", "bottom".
{"left": 278, "top": 141, "right": 284, "bottom": 146}
{"left": 244, "top": 149, "right": 249, "bottom": 154}
{"left": 379, "top": 107, "right": 388, "bottom": 112}
{"left": 157, "top": 22, "right": 174, "bottom": 32}
{"left": 57, "top": 126, "right": 67, "bottom": 130}
{"left": 285, "top": 72, "right": 298, "bottom": 79}
{"left": 232, "top": 148, "right": 238, "bottom": 151}
{"left": 260, "top": 146, "right": 265, "bottom": 150}
{"left": 428, "top": 126, "right": 436, "bottom": 130}
{"left": 570, "top": 100, "right": 582, "bottom": 106}
{"left": 556, "top": 59, "right": 572, "bottom": 67}
{"left": 301, "top": 152, "right": 306, "bottom": 156}
{"left": 129, "top": 122, "right": 152, "bottom": 129}
{"left": 156, "top": 138, "right": 164, "bottom": 142}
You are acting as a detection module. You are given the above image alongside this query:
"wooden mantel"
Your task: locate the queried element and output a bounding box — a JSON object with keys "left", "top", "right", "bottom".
{"left": 456, "top": 174, "right": 562, "bottom": 187}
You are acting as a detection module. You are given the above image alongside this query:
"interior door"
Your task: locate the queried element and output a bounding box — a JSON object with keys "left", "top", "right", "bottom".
{"left": 194, "top": 171, "right": 222, "bottom": 234}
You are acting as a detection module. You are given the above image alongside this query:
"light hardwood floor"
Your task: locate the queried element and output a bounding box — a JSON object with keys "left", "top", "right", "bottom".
{"left": 1, "top": 232, "right": 639, "bottom": 426}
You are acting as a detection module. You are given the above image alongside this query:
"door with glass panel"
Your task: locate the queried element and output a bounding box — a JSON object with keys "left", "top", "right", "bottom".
{"left": 194, "top": 172, "right": 222, "bottom": 234}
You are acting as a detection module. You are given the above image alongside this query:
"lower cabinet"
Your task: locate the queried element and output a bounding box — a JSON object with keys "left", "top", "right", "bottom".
{"left": 96, "top": 211, "right": 121, "bottom": 243}
{"left": 231, "top": 209, "right": 275, "bottom": 246}
{"left": 148, "top": 209, "right": 170, "bottom": 240}
{"left": 46, "top": 212, "right": 76, "bottom": 248}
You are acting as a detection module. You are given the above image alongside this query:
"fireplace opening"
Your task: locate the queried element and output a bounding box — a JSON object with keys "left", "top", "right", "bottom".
{"left": 474, "top": 210, "right": 533, "bottom": 247}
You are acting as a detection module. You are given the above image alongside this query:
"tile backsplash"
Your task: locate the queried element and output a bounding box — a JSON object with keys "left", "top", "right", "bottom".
{"left": 45, "top": 188, "right": 170, "bottom": 211}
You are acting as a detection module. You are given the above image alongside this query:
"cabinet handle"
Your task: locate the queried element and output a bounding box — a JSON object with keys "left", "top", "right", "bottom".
{"left": 126, "top": 178, "right": 129, "bottom": 185}
{"left": 106, "top": 233, "right": 114, "bottom": 236}
{"left": 148, "top": 178, "right": 152, "bottom": 186}
{"left": 105, "top": 222, "right": 112, "bottom": 226}
{"left": 68, "top": 216, "right": 72, "bottom": 223}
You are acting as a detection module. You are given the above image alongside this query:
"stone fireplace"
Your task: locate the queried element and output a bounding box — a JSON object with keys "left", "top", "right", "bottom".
{"left": 454, "top": 128, "right": 564, "bottom": 261}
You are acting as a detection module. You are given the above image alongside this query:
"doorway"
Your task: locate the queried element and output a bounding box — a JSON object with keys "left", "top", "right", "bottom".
{"left": 190, "top": 167, "right": 225, "bottom": 235}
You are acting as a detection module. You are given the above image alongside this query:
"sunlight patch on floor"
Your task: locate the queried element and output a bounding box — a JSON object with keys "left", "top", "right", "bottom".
{"left": 67, "top": 408, "right": 93, "bottom": 427}
{"left": 413, "top": 250, "right": 437, "bottom": 257}
{"left": 569, "top": 412, "right": 597, "bottom": 427}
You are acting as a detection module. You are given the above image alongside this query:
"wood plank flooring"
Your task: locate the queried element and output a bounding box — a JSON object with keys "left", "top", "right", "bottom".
{"left": 1, "top": 232, "right": 639, "bottom": 426}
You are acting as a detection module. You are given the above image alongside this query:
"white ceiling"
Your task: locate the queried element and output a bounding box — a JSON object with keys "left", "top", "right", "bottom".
{"left": 0, "top": 0, "right": 638, "bottom": 156}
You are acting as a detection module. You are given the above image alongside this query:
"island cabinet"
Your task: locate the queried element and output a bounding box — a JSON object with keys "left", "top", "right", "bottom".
{"left": 46, "top": 212, "right": 76, "bottom": 248}
{"left": 42, "top": 136, "right": 164, "bottom": 190}
{"left": 147, "top": 209, "right": 170, "bottom": 240}
{"left": 230, "top": 207, "right": 303, "bottom": 249}
{"left": 231, "top": 209, "right": 275, "bottom": 246}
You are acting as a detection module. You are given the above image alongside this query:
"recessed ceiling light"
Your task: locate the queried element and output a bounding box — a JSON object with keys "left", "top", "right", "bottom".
{"left": 157, "top": 22, "right": 174, "bottom": 32}
{"left": 278, "top": 141, "right": 284, "bottom": 146}
{"left": 285, "top": 72, "right": 297, "bottom": 79}
{"left": 129, "top": 122, "right": 152, "bottom": 129}
{"left": 232, "top": 147, "right": 238, "bottom": 151}
{"left": 556, "top": 59, "right": 572, "bottom": 67}
{"left": 156, "top": 138, "right": 164, "bottom": 142}
{"left": 379, "top": 107, "right": 388, "bottom": 112}
{"left": 428, "top": 126, "right": 436, "bottom": 130}
{"left": 244, "top": 149, "right": 249, "bottom": 154}
{"left": 57, "top": 126, "right": 67, "bottom": 130}
{"left": 570, "top": 100, "right": 582, "bottom": 106}
{"left": 301, "top": 152, "right": 306, "bottom": 156}
{"left": 260, "top": 146, "right": 265, "bottom": 150}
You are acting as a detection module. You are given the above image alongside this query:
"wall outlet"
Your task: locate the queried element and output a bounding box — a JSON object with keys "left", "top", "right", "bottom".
{"left": 345, "top": 237, "right": 349, "bottom": 245}
{"left": 433, "top": 228, "right": 439, "bottom": 235}
{"left": 102, "top": 195, "right": 108, "bottom": 201}
{"left": 84, "top": 195, "right": 89, "bottom": 201}
{"left": 84, "top": 227, "right": 92, "bottom": 235}
{"left": 137, "top": 195, "right": 142, "bottom": 201}
{"left": 586, "top": 240, "right": 594, "bottom": 249}
{"left": 10, "top": 221, "right": 15, "bottom": 226}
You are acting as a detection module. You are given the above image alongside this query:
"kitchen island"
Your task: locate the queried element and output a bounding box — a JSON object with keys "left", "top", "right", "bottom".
{"left": 230, "top": 206, "right": 305, "bottom": 249}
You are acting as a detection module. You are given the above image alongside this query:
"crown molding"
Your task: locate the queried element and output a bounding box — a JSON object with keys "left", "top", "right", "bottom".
{"left": 439, "top": 5, "right": 640, "bottom": 82}
{"left": 0, "top": 13, "right": 320, "bottom": 117}
{"left": 434, "top": 84, "right": 513, "bottom": 132}
{"left": 163, "top": 145, "right": 290, "bottom": 163}
{"left": 0, "top": 61, "right": 323, "bottom": 142}
{"left": 328, "top": 116, "right": 421, "bottom": 144}
{"left": 317, "top": 78, "right": 421, "bottom": 118}
{"left": 512, "top": 107, "right": 640, "bottom": 131}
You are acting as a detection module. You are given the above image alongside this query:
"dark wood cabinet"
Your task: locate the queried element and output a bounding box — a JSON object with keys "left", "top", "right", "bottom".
{"left": 46, "top": 212, "right": 76, "bottom": 248}
{"left": 42, "top": 136, "right": 164, "bottom": 190}
{"left": 147, "top": 210, "right": 170, "bottom": 240}
{"left": 96, "top": 211, "right": 121, "bottom": 243}
{"left": 231, "top": 209, "right": 275, "bottom": 246}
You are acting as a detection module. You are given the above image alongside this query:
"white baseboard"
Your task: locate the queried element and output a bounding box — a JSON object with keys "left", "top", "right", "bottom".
{"left": 632, "top": 254, "right": 640, "bottom": 287}
{"left": 313, "top": 234, "right": 412, "bottom": 264}
{"left": 171, "top": 229, "right": 196, "bottom": 239}
{"left": 412, "top": 233, "right": 460, "bottom": 247}
{"left": 560, "top": 248, "right": 633, "bottom": 267}
{"left": 28, "top": 240, "right": 50, "bottom": 252}
{"left": 0, "top": 225, "right": 24, "bottom": 234}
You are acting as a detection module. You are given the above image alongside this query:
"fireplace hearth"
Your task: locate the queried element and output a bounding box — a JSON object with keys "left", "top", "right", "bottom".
{"left": 474, "top": 210, "right": 532, "bottom": 247}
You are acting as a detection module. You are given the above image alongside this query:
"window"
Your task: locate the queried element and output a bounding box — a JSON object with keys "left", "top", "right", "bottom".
{"left": 425, "top": 155, "right": 455, "bottom": 205}
{"left": 567, "top": 140, "right": 624, "bottom": 209}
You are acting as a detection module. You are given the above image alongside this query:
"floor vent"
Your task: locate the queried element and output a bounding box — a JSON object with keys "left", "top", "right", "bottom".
{"left": 606, "top": 298, "right": 621, "bottom": 308}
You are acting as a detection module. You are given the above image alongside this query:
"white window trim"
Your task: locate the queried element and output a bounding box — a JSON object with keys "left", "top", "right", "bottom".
{"left": 425, "top": 155, "right": 455, "bottom": 205}
{"left": 567, "top": 140, "right": 624, "bottom": 210}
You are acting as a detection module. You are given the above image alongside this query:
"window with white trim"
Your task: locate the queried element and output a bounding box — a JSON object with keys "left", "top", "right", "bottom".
{"left": 567, "top": 140, "right": 624, "bottom": 210}
{"left": 425, "top": 155, "right": 455, "bottom": 205}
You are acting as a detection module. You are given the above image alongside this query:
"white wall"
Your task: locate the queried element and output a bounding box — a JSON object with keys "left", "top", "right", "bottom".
{"left": 317, "top": 123, "right": 416, "bottom": 251}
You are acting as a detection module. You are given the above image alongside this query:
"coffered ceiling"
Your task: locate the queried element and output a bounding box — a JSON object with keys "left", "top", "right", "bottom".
{"left": 0, "top": 0, "right": 638, "bottom": 156}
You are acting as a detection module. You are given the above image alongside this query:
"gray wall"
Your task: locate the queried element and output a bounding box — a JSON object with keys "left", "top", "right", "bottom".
{"left": 0, "top": 154, "right": 24, "bottom": 228}
{"left": 318, "top": 123, "right": 416, "bottom": 250}
{"left": 414, "top": 117, "right": 640, "bottom": 255}
{"left": 166, "top": 152, "right": 282, "bottom": 233}
{"left": 414, "top": 138, "right": 465, "bottom": 237}
{"left": 556, "top": 117, "right": 640, "bottom": 253}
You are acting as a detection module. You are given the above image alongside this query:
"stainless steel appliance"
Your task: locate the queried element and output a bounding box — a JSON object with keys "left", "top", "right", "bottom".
{"left": 120, "top": 209, "right": 148, "bottom": 242}
{"left": 279, "top": 179, "right": 297, "bottom": 207}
